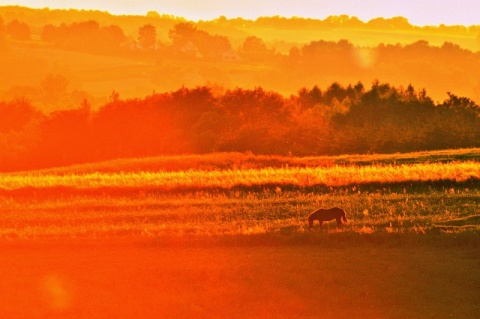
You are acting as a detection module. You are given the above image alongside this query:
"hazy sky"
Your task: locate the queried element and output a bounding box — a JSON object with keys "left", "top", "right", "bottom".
{"left": 1, "top": 0, "right": 479, "bottom": 26}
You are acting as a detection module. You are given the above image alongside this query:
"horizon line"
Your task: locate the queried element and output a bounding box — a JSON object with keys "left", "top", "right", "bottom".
{"left": 1, "top": 4, "right": 479, "bottom": 28}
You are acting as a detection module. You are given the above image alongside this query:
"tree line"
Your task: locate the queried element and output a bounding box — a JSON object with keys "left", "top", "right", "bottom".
{"left": 2, "top": 14, "right": 480, "bottom": 107}
{"left": 1, "top": 82, "right": 479, "bottom": 171}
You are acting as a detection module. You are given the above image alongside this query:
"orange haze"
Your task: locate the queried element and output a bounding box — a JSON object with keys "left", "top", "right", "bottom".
{"left": 0, "top": 6, "right": 480, "bottom": 170}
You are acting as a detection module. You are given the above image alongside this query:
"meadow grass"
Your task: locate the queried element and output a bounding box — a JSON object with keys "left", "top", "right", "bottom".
{"left": 12, "top": 147, "right": 480, "bottom": 174}
{"left": 1, "top": 186, "right": 479, "bottom": 242}
{"left": 2, "top": 160, "right": 479, "bottom": 191}
{"left": 0, "top": 149, "right": 479, "bottom": 241}
{"left": 1, "top": 150, "right": 479, "bottom": 318}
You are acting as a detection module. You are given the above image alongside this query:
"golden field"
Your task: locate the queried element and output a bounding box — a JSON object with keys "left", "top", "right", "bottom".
{"left": 2, "top": 5, "right": 480, "bottom": 318}
{"left": 1, "top": 149, "right": 480, "bottom": 239}
{"left": 1, "top": 150, "right": 479, "bottom": 318}
{"left": 2, "top": 160, "right": 479, "bottom": 190}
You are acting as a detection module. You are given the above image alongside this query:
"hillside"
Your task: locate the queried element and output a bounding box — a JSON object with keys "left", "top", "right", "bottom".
{"left": 0, "top": 6, "right": 479, "bottom": 112}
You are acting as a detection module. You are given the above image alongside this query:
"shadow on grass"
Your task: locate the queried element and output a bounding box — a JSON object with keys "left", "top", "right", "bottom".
{"left": 2, "top": 177, "right": 480, "bottom": 199}
{"left": 144, "top": 227, "right": 480, "bottom": 250}
{"left": 432, "top": 214, "right": 480, "bottom": 233}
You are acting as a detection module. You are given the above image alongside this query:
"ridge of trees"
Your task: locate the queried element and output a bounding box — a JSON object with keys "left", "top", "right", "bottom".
{"left": 1, "top": 6, "right": 480, "bottom": 33}
{"left": 1, "top": 8, "right": 480, "bottom": 109}
{"left": 2, "top": 7, "right": 479, "bottom": 51}
{"left": 1, "top": 82, "right": 479, "bottom": 172}
{"left": 2, "top": 6, "right": 480, "bottom": 54}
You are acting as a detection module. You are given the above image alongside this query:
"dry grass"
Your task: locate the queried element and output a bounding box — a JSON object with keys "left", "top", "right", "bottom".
{"left": 0, "top": 150, "right": 479, "bottom": 240}
{"left": 12, "top": 148, "right": 480, "bottom": 174}
{"left": 0, "top": 184, "right": 479, "bottom": 240}
{"left": 2, "top": 160, "right": 479, "bottom": 191}
{"left": 1, "top": 150, "right": 479, "bottom": 318}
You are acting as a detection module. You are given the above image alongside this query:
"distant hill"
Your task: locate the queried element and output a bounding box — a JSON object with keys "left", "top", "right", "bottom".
{"left": 0, "top": 5, "right": 479, "bottom": 111}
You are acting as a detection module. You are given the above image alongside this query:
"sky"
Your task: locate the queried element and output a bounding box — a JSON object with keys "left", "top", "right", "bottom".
{"left": 0, "top": 0, "right": 479, "bottom": 26}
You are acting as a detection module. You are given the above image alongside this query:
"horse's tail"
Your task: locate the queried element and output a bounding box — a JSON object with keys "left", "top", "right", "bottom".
{"left": 342, "top": 210, "right": 348, "bottom": 222}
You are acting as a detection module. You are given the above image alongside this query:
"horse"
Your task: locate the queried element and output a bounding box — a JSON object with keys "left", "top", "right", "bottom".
{"left": 308, "top": 207, "right": 347, "bottom": 229}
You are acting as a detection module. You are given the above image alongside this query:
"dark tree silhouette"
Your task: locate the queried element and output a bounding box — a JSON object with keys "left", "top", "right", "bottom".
{"left": 138, "top": 24, "right": 157, "bottom": 49}
{"left": 6, "top": 19, "right": 30, "bottom": 41}
{"left": 241, "top": 36, "right": 271, "bottom": 61}
{"left": 1, "top": 82, "right": 480, "bottom": 171}
{"left": 41, "top": 20, "right": 126, "bottom": 53}
{"left": 168, "top": 22, "right": 231, "bottom": 58}
{"left": 169, "top": 22, "right": 197, "bottom": 48}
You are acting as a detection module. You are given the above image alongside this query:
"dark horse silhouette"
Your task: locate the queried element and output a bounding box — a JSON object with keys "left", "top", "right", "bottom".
{"left": 308, "top": 207, "right": 347, "bottom": 229}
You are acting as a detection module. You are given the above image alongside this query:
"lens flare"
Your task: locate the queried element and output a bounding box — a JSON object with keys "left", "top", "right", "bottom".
{"left": 353, "top": 47, "right": 378, "bottom": 69}
{"left": 40, "top": 274, "right": 73, "bottom": 311}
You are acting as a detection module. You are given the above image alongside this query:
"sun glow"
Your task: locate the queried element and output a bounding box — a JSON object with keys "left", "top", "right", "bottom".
{"left": 1, "top": 1, "right": 480, "bottom": 318}
{"left": 353, "top": 47, "right": 378, "bottom": 69}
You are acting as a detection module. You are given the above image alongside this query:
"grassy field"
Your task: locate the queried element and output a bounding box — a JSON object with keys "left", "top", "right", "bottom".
{"left": 1, "top": 149, "right": 479, "bottom": 318}
{"left": 1, "top": 185, "right": 480, "bottom": 239}
{"left": 1, "top": 148, "right": 480, "bottom": 239}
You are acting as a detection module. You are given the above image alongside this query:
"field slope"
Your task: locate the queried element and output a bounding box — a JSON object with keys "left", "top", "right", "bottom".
{"left": 1, "top": 149, "right": 480, "bottom": 240}
{"left": 1, "top": 149, "right": 480, "bottom": 318}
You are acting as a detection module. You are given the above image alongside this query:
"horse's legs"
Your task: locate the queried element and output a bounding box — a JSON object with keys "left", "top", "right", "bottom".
{"left": 336, "top": 217, "right": 342, "bottom": 228}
